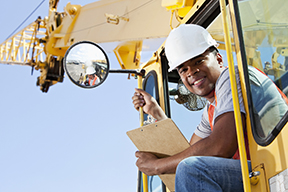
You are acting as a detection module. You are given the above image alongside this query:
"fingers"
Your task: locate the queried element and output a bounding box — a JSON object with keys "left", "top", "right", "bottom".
{"left": 135, "top": 151, "right": 159, "bottom": 176}
{"left": 134, "top": 88, "right": 145, "bottom": 95}
{"left": 134, "top": 88, "right": 152, "bottom": 98}
{"left": 135, "top": 151, "right": 150, "bottom": 158}
{"left": 132, "top": 90, "right": 146, "bottom": 111}
{"left": 135, "top": 151, "right": 154, "bottom": 159}
{"left": 135, "top": 151, "right": 141, "bottom": 157}
{"left": 132, "top": 97, "right": 145, "bottom": 110}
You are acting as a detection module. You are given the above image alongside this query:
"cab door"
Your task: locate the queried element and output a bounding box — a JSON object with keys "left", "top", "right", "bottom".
{"left": 228, "top": 0, "right": 288, "bottom": 191}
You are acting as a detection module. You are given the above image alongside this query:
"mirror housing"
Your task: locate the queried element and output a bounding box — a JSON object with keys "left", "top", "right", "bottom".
{"left": 63, "top": 41, "right": 110, "bottom": 89}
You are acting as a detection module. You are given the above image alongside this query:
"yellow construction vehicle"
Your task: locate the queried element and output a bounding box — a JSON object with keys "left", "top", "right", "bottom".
{"left": 1, "top": 0, "right": 288, "bottom": 192}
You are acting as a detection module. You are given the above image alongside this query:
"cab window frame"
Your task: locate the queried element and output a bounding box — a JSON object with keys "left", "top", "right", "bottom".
{"left": 142, "top": 70, "right": 163, "bottom": 192}
{"left": 230, "top": 0, "right": 288, "bottom": 146}
{"left": 143, "top": 70, "right": 159, "bottom": 105}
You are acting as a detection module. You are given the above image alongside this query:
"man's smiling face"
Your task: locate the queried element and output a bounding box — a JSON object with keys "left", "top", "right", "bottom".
{"left": 177, "top": 48, "right": 224, "bottom": 102}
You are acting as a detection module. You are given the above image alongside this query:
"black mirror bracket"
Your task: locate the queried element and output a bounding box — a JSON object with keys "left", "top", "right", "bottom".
{"left": 109, "top": 69, "right": 146, "bottom": 77}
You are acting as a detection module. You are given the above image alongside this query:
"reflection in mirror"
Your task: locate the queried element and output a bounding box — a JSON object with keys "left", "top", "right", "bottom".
{"left": 64, "top": 41, "right": 109, "bottom": 88}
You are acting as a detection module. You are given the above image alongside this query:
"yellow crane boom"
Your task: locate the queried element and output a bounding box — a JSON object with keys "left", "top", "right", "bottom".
{"left": 0, "top": 0, "right": 187, "bottom": 92}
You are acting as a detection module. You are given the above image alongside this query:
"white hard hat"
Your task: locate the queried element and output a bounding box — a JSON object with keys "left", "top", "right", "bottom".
{"left": 165, "top": 24, "right": 218, "bottom": 72}
{"left": 86, "top": 66, "right": 96, "bottom": 75}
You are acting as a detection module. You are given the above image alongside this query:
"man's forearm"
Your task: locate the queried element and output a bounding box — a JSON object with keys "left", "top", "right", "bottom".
{"left": 151, "top": 106, "right": 168, "bottom": 121}
{"left": 150, "top": 112, "right": 242, "bottom": 175}
{"left": 154, "top": 134, "right": 237, "bottom": 175}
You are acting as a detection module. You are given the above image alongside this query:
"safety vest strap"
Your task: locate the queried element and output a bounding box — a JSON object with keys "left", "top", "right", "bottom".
{"left": 208, "top": 92, "right": 250, "bottom": 160}
{"left": 89, "top": 75, "right": 98, "bottom": 86}
{"left": 208, "top": 94, "right": 217, "bottom": 130}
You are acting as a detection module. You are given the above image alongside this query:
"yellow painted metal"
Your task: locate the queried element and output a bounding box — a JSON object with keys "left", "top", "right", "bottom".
{"left": 113, "top": 41, "right": 142, "bottom": 70}
{"left": 40, "top": 0, "right": 179, "bottom": 74}
{"left": 1, "top": 0, "right": 177, "bottom": 91}
{"left": 137, "top": 75, "right": 148, "bottom": 192}
{"left": 226, "top": 0, "right": 258, "bottom": 189}
{"left": 105, "top": 13, "right": 129, "bottom": 25}
{"left": 179, "top": 0, "right": 205, "bottom": 23}
{"left": 219, "top": 0, "right": 251, "bottom": 192}
{"left": 0, "top": 12, "right": 65, "bottom": 92}
{"left": 52, "top": 0, "right": 178, "bottom": 50}
{"left": 45, "top": 24, "right": 68, "bottom": 57}
{"left": 228, "top": 0, "right": 288, "bottom": 191}
{"left": 162, "top": 0, "right": 185, "bottom": 7}
{"left": 138, "top": 54, "right": 171, "bottom": 192}
{"left": 138, "top": 75, "right": 144, "bottom": 129}
{"left": 0, "top": 19, "right": 46, "bottom": 66}
{"left": 63, "top": 3, "right": 82, "bottom": 45}
{"left": 131, "top": 45, "right": 171, "bottom": 190}
{"left": 161, "top": 0, "right": 196, "bottom": 18}
{"left": 142, "top": 172, "right": 148, "bottom": 192}
{"left": 139, "top": 49, "right": 167, "bottom": 113}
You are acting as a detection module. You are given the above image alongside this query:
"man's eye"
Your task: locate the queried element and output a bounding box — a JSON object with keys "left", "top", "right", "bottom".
{"left": 180, "top": 68, "right": 187, "bottom": 74}
{"left": 195, "top": 59, "right": 204, "bottom": 65}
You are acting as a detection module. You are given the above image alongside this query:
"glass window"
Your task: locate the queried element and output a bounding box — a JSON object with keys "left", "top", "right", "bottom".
{"left": 168, "top": 81, "right": 205, "bottom": 140}
{"left": 236, "top": 0, "right": 288, "bottom": 144}
{"left": 142, "top": 70, "right": 163, "bottom": 192}
{"left": 143, "top": 70, "right": 159, "bottom": 125}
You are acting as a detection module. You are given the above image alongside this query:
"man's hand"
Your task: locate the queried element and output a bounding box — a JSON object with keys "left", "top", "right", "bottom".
{"left": 135, "top": 151, "right": 160, "bottom": 176}
{"left": 132, "top": 88, "right": 156, "bottom": 113}
{"left": 132, "top": 88, "right": 167, "bottom": 121}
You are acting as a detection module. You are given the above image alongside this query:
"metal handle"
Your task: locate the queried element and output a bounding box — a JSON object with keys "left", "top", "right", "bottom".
{"left": 249, "top": 171, "right": 260, "bottom": 186}
{"left": 249, "top": 171, "right": 260, "bottom": 178}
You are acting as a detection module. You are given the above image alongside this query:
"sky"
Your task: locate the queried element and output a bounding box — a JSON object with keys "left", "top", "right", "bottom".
{"left": 0, "top": 1, "right": 202, "bottom": 192}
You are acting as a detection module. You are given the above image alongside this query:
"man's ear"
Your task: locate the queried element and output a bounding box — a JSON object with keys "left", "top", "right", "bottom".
{"left": 216, "top": 53, "right": 224, "bottom": 67}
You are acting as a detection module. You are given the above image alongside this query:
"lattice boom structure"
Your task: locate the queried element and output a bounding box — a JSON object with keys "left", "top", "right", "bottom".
{"left": 0, "top": 19, "right": 46, "bottom": 67}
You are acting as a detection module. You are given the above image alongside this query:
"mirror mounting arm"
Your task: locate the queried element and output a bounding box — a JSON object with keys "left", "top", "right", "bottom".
{"left": 109, "top": 69, "right": 146, "bottom": 77}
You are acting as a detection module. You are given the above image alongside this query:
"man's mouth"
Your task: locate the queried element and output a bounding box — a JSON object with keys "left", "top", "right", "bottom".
{"left": 193, "top": 78, "right": 204, "bottom": 86}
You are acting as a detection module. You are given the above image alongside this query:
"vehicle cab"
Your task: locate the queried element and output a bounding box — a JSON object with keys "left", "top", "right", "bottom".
{"left": 134, "top": 0, "right": 288, "bottom": 191}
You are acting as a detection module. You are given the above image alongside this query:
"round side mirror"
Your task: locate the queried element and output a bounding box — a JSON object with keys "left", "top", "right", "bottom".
{"left": 63, "top": 41, "right": 110, "bottom": 88}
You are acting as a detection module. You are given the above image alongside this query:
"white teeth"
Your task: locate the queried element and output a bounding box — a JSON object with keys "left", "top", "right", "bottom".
{"left": 194, "top": 78, "right": 204, "bottom": 85}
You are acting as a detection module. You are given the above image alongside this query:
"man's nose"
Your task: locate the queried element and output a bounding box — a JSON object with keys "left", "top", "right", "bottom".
{"left": 187, "top": 66, "right": 199, "bottom": 77}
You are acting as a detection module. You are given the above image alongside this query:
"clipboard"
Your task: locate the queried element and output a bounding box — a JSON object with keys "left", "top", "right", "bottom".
{"left": 126, "top": 118, "right": 190, "bottom": 192}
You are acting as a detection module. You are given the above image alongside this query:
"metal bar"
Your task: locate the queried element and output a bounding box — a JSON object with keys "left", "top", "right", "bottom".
{"left": 0, "top": 61, "right": 31, "bottom": 66}
{"left": 137, "top": 169, "right": 142, "bottom": 192}
{"left": 218, "top": 0, "right": 251, "bottom": 192}
{"left": 109, "top": 69, "right": 145, "bottom": 76}
{"left": 15, "top": 31, "right": 24, "bottom": 61}
{"left": 0, "top": 21, "right": 46, "bottom": 65}
{"left": 137, "top": 74, "right": 148, "bottom": 192}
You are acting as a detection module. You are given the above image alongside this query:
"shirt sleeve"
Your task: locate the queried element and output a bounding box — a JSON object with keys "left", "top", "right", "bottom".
{"left": 194, "top": 105, "right": 212, "bottom": 138}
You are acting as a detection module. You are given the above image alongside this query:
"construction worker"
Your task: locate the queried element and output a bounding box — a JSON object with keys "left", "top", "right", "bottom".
{"left": 84, "top": 66, "right": 100, "bottom": 86}
{"left": 132, "top": 24, "right": 287, "bottom": 192}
